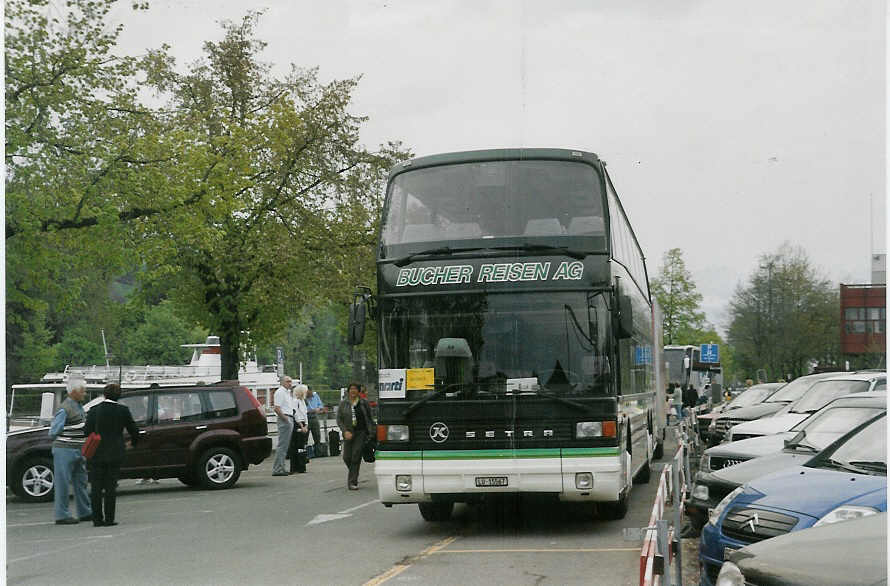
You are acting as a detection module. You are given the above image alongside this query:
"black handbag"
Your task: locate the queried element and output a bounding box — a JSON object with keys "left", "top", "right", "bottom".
{"left": 362, "top": 435, "right": 377, "bottom": 463}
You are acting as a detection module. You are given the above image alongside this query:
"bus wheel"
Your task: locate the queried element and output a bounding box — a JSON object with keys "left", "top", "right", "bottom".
{"left": 599, "top": 491, "right": 629, "bottom": 520}
{"left": 634, "top": 457, "right": 651, "bottom": 484}
{"left": 419, "top": 501, "right": 453, "bottom": 522}
{"left": 653, "top": 440, "right": 664, "bottom": 460}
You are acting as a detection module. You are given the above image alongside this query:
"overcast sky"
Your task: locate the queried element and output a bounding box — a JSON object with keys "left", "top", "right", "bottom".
{"left": 108, "top": 0, "right": 887, "bottom": 333}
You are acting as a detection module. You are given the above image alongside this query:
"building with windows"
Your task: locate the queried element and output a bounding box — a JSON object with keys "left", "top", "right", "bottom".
{"left": 840, "top": 283, "right": 886, "bottom": 355}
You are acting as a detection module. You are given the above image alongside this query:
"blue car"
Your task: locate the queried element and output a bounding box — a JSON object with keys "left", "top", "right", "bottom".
{"left": 699, "top": 412, "right": 887, "bottom": 586}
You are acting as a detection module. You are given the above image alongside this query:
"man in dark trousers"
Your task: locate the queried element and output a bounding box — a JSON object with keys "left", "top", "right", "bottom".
{"left": 84, "top": 384, "right": 139, "bottom": 526}
{"left": 682, "top": 384, "right": 699, "bottom": 417}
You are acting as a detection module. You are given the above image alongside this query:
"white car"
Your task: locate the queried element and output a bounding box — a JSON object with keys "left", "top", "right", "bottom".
{"left": 727, "top": 372, "right": 886, "bottom": 442}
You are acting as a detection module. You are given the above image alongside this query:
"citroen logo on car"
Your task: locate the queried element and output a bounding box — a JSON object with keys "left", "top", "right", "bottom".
{"left": 747, "top": 512, "right": 759, "bottom": 533}
{"left": 429, "top": 422, "right": 450, "bottom": 443}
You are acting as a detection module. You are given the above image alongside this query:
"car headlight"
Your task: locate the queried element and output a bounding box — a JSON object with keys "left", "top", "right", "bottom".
{"left": 692, "top": 484, "right": 709, "bottom": 501}
{"left": 715, "top": 561, "right": 745, "bottom": 586}
{"left": 709, "top": 486, "right": 745, "bottom": 526}
{"left": 700, "top": 454, "right": 711, "bottom": 472}
{"left": 385, "top": 425, "right": 410, "bottom": 441}
{"left": 814, "top": 505, "right": 879, "bottom": 527}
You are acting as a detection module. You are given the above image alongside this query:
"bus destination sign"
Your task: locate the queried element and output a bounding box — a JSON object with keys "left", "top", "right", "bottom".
{"left": 396, "top": 261, "right": 584, "bottom": 287}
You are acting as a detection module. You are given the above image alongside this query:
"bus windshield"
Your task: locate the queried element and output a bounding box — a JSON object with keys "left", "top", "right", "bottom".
{"left": 380, "top": 291, "right": 613, "bottom": 397}
{"left": 381, "top": 160, "right": 606, "bottom": 246}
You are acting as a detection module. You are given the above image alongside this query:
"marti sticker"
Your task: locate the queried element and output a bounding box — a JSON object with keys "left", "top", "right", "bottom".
{"left": 396, "top": 261, "right": 583, "bottom": 287}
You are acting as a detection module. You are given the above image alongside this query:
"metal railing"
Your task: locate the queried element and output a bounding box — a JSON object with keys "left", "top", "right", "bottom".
{"left": 637, "top": 418, "right": 696, "bottom": 586}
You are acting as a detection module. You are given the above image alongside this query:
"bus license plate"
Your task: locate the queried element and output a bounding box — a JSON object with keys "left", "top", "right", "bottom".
{"left": 475, "top": 476, "right": 508, "bottom": 487}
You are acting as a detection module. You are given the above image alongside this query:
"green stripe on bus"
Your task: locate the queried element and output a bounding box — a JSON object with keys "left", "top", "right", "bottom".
{"left": 376, "top": 448, "right": 620, "bottom": 460}
{"left": 422, "top": 449, "right": 560, "bottom": 459}
{"left": 561, "top": 447, "right": 620, "bottom": 457}
{"left": 375, "top": 451, "right": 423, "bottom": 460}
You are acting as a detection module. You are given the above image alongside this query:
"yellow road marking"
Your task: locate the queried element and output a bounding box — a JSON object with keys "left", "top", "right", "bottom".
{"left": 364, "top": 536, "right": 458, "bottom": 585}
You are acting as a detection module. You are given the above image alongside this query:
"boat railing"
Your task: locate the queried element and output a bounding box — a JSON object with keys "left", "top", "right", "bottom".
{"left": 42, "top": 365, "right": 220, "bottom": 383}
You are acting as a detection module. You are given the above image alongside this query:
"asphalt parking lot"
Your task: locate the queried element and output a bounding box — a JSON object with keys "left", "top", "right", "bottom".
{"left": 6, "top": 443, "right": 683, "bottom": 586}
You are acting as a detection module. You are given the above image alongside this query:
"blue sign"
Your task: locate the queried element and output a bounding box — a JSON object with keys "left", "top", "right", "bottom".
{"left": 700, "top": 344, "right": 719, "bottom": 363}
{"left": 634, "top": 346, "right": 652, "bottom": 365}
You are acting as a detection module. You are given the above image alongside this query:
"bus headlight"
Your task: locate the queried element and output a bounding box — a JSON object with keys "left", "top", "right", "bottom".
{"left": 386, "top": 425, "right": 410, "bottom": 441}
{"left": 576, "top": 422, "right": 602, "bottom": 438}
{"left": 396, "top": 475, "right": 412, "bottom": 491}
{"left": 692, "top": 484, "right": 709, "bottom": 501}
{"left": 575, "top": 472, "right": 594, "bottom": 489}
{"left": 575, "top": 421, "right": 616, "bottom": 438}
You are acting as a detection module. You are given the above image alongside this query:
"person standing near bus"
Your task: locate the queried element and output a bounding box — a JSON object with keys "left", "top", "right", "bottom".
{"left": 304, "top": 386, "right": 325, "bottom": 457}
{"left": 337, "top": 382, "right": 375, "bottom": 490}
{"left": 272, "top": 376, "right": 295, "bottom": 476}
{"left": 49, "top": 377, "right": 92, "bottom": 524}
{"left": 84, "top": 383, "right": 139, "bottom": 526}
{"left": 671, "top": 383, "right": 684, "bottom": 422}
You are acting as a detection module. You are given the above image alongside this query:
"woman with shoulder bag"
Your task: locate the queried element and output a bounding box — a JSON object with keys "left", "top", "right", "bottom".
{"left": 84, "top": 384, "right": 139, "bottom": 527}
{"left": 336, "top": 383, "right": 375, "bottom": 490}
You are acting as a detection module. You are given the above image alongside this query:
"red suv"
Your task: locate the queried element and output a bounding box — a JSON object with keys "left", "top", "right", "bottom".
{"left": 6, "top": 382, "right": 271, "bottom": 502}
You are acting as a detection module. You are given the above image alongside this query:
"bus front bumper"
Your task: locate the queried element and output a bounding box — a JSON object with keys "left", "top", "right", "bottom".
{"left": 375, "top": 449, "right": 622, "bottom": 505}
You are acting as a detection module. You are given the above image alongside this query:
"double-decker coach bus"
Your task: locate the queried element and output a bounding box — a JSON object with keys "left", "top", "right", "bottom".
{"left": 348, "top": 148, "right": 659, "bottom": 521}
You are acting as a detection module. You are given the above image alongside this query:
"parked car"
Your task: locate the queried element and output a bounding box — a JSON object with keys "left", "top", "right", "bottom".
{"left": 715, "top": 512, "right": 887, "bottom": 586}
{"left": 699, "top": 412, "right": 887, "bottom": 586}
{"left": 6, "top": 382, "right": 271, "bottom": 502}
{"left": 707, "top": 371, "right": 856, "bottom": 445}
{"left": 695, "top": 383, "right": 783, "bottom": 443}
{"left": 726, "top": 372, "right": 886, "bottom": 442}
{"left": 686, "top": 392, "right": 886, "bottom": 532}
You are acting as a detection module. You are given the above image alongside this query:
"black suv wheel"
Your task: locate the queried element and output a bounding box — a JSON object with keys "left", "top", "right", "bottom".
{"left": 14, "top": 456, "right": 55, "bottom": 503}
{"left": 196, "top": 446, "right": 241, "bottom": 489}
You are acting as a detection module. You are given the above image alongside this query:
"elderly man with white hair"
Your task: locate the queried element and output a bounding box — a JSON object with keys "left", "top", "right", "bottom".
{"left": 48, "top": 377, "right": 93, "bottom": 524}
{"left": 272, "top": 376, "right": 295, "bottom": 476}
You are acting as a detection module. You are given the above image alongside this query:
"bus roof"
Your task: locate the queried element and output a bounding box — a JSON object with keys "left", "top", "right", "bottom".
{"left": 388, "top": 148, "right": 603, "bottom": 181}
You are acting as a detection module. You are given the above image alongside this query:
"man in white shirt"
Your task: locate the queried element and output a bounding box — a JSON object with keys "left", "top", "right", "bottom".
{"left": 272, "top": 376, "right": 295, "bottom": 476}
{"left": 289, "top": 385, "right": 310, "bottom": 473}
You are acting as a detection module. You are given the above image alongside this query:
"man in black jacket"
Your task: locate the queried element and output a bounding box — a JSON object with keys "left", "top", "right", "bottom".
{"left": 682, "top": 384, "right": 699, "bottom": 415}
{"left": 84, "top": 384, "right": 139, "bottom": 527}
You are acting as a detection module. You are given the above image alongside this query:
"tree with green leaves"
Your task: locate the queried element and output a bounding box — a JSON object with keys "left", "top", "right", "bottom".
{"left": 137, "top": 13, "right": 410, "bottom": 379}
{"left": 650, "top": 248, "right": 707, "bottom": 344}
{"left": 727, "top": 244, "right": 839, "bottom": 380}
{"left": 5, "top": 0, "right": 190, "bottom": 384}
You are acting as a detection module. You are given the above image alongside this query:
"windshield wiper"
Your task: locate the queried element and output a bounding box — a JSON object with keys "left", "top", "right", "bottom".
{"left": 528, "top": 388, "right": 596, "bottom": 414}
{"left": 393, "top": 243, "right": 590, "bottom": 267}
{"left": 491, "top": 243, "right": 588, "bottom": 260}
{"left": 393, "top": 246, "right": 485, "bottom": 267}
{"left": 847, "top": 460, "right": 887, "bottom": 474}
{"left": 822, "top": 458, "right": 867, "bottom": 474}
{"left": 787, "top": 441, "right": 819, "bottom": 453}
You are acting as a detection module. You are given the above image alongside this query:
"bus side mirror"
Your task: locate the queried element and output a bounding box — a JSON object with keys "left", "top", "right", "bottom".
{"left": 347, "top": 297, "right": 367, "bottom": 346}
{"left": 616, "top": 295, "right": 633, "bottom": 339}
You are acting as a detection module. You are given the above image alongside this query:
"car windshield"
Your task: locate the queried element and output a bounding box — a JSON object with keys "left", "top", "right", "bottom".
{"left": 790, "top": 380, "right": 872, "bottom": 413}
{"left": 764, "top": 376, "right": 824, "bottom": 403}
{"left": 729, "top": 385, "right": 776, "bottom": 408}
{"left": 818, "top": 415, "right": 887, "bottom": 474}
{"left": 381, "top": 160, "right": 606, "bottom": 246}
{"left": 380, "top": 291, "right": 622, "bottom": 398}
{"left": 789, "top": 406, "right": 884, "bottom": 450}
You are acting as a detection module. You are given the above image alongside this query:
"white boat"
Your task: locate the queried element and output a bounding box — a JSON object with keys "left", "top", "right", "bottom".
{"left": 7, "top": 336, "right": 282, "bottom": 431}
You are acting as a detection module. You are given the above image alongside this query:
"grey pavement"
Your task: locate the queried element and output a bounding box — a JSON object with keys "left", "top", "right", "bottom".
{"left": 7, "top": 439, "right": 679, "bottom": 586}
